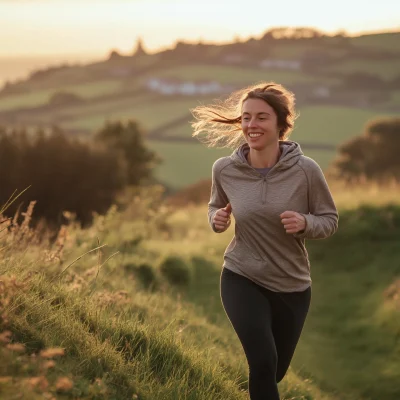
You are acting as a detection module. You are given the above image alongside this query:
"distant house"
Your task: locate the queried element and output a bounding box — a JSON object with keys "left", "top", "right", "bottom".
{"left": 313, "top": 85, "right": 330, "bottom": 98}
{"left": 259, "top": 59, "right": 302, "bottom": 70}
{"left": 146, "top": 78, "right": 231, "bottom": 96}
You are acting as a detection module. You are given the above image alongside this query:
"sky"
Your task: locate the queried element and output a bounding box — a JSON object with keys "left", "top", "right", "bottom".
{"left": 0, "top": 0, "right": 399, "bottom": 57}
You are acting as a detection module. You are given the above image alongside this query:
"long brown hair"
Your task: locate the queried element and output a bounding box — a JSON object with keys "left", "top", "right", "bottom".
{"left": 191, "top": 81, "right": 297, "bottom": 148}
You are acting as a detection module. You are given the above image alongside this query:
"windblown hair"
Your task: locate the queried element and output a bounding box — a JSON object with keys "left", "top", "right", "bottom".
{"left": 191, "top": 81, "right": 297, "bottom": 148}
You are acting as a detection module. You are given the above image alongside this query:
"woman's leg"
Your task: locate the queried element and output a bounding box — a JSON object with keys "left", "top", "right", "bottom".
{"left": 220, "top": 267, "right": 280, "bottom": 400}
{"left": 270, "top": 287, "right": 311, "bottom": 383}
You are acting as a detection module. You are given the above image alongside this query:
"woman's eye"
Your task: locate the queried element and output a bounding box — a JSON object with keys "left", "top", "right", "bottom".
{"left": 259, "top": 118, "right": 266, "bottom": 121}
{"left": 242, "top": 118, "right": 250, "bottom": 121}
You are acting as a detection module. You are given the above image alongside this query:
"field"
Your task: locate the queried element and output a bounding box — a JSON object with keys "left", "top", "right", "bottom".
{"left": 0, "top": 80, "right": 123, "bottom": 111}
{"left": 325, "top": 59, "right": 400, "bottom": 80}
{"left": 0, "top": 31, "right": 399, "bottom": 191}
{"left": 147, "top": 105, "right": 397, "bottom": 189}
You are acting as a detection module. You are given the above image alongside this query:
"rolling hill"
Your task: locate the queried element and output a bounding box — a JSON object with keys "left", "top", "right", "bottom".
{"left": 0, "top": 29, "right": 399, "bottom": 189}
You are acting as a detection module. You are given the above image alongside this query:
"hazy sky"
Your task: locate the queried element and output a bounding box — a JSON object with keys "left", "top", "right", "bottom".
{"left": 1, "top": 0, "right": 399, "bottom": 57}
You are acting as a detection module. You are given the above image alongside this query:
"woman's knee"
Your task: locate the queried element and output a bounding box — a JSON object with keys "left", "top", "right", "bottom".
{"left": 247, "top": 348, "right": 278, "bottom": 378}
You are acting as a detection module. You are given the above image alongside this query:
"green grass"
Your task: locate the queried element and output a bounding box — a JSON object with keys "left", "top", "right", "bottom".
{"left": 137, "top": 196, "right": 400, "bottom": 400}
{"left": 63, "top": 97, "right": 212, "bottom": 132}
{"left": 293, "top": 105, "right": 397, "bottom": 145}
{"left": 147, "top": 140, "right": 232, "bottom": 190}
{"left": 325, "top": 59, "right": 400, "bottom": 80}
{"left": 350, "top": 32, "right": 400, "bottom": 53}
{"left": 292, "top": 206, "right": 400, "bottom": 400}
{"left": 0, "top": 80, "right": 123, "bottom": 112}
{"left": 0, "top": 189, "right": 338, "bottom": 400}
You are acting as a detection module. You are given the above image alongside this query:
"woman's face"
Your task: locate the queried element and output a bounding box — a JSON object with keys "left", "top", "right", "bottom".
{"left": 241, "top": 98, "right": 280, "bottom": 150}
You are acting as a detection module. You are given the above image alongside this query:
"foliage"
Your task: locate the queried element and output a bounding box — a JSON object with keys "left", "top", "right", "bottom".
{"left": 94, "top": 120, "right": 162, "bottom": 186}
{"left": 332, "top": 117, "right": 400, "bottom": 183}
{"left": 0, "top": 126, "right": 127, "bottom": 226}
{"left": 159, "top": 255, "right": 192, "bottom": 287}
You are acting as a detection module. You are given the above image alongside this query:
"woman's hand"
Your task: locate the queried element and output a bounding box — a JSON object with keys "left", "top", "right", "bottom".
{"left": 280, "top": 211, "right": 306, "bottom": 234}
{"left": 213, "top": 203, "right": 232, "bottom": 232}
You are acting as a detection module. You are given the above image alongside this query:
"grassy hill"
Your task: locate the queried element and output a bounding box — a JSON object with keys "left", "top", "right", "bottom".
{"left": 1, "top": 184, "right": 400, "bottom": 399}
{"left": 0, "top": 30, "right": 399, "bottom": 190}
{"left": 1, "top": 188, "right": 341, "bottom": 400}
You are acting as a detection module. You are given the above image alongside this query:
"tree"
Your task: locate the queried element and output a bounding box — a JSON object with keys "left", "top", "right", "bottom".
{"left": 332, "top": 118, "right": 400, "bottom": 183}
{"left": 0, "top": 126, "right": 128, "bottom": 226}
{"left": 108, "top": 49, "right": 123, "bottom": 61}
{"left": 133, "top": 37, "right": 147, "bottom": 57}
{"left": 94, "top": 120, "right": 162, "bottom": 186}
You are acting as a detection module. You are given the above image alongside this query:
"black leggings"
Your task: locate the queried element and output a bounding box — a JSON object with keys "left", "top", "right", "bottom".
{"left": 220, "top": 267, "right": 311, "bottom": 400}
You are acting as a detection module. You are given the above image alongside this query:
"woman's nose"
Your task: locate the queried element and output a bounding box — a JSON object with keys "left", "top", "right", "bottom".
{"left": 248, "top": 118, "right": 257, "bottom": 128}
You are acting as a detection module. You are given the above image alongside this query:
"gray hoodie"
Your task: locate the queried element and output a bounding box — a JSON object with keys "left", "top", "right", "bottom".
{"left": 208, "top": 140, "right": 338, "bottom": 292}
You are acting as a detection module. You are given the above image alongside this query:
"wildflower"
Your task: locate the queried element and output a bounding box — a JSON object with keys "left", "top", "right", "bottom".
{"left": 6, "top": 343, "right": 25, "bottom": 352}
{"left": 39, "top": 347, "right": 65, "bottom": 358}
{"left": 55, "top": 377, "right": 73, "bottom": 392}
{"left": 0, "top": 330, "right": 12, "bottom": 343}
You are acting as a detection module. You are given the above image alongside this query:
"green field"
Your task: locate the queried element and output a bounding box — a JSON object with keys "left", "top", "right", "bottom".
{"left": 148, "top": 140, "right": 232, "bottom": 189}
{"left": 350, "top": 32, "right": 400, "bottom": 53}
{"left": 326, "top": 59, "right": 400, "bottom": 80}
{"left": 147, "top": 139, "right": 338, "bottom": 190}
{"left": 292, "top": 106, "right": 398, "bottom": 144}
{"left": 150, "top": 104, "right": 397, "bottom": 189}
{"left": 63, "top": 97, "right": 206, "bottom": 132}
{"left": 142, "top": 64, "right": 337, "bottom": 85}
{"left": 163, "top": 104, "right": 397, "bottom": 144}
{"left": 0, "top": 79, "right": 123, "bottom": 111}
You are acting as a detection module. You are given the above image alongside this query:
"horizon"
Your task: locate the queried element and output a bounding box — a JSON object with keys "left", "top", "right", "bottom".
{"left": 0, "top": 26, "right": 399, "bottom": 60}
{"left": 0, "top": 27, "right": 398, "bottom": 86}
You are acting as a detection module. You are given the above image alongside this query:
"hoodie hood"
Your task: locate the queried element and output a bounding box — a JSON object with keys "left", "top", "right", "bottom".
{"left": 231, "top": 140, "right": 304, "bottom": 174}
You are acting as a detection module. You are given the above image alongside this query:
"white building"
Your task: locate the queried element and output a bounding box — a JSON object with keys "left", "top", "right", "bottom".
{"left": 146, "top": 78, "right": 227, "bottom": 96}
{"left": 259, "top": 59, "right": 302, "bottom": 70}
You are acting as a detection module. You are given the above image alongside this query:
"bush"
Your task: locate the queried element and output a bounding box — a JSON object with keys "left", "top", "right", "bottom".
{"left": 94, "top": 120, "right": 162, "bottom": 187}
{"left": 331, "top": 117, "right": 400, "bottom": 183}
{"left": 124, "top": 262, "right": 158, "bottom": 290}
{"left": 159, "top": 256, "right": 191, "bottom": 287}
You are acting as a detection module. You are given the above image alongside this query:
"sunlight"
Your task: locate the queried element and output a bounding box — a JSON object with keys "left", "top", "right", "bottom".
{"left": 0, "top": 0, "right": 399, "bottom": 55}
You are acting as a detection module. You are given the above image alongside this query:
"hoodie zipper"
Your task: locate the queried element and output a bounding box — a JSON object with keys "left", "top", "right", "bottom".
{"left": 262, "top": 176, "right": 267, "bottom": 204}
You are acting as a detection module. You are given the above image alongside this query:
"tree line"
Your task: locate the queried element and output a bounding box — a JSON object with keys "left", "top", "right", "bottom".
{"left": 0, "top": 120, "right": 160, "bottom": 227}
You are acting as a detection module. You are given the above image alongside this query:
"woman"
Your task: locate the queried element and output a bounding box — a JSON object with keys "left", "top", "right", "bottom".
{"left": 191, "top": 82, "right": 338, "bottom": 400}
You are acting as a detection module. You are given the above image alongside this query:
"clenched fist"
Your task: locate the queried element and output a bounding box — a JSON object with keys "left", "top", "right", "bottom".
{"left": 213, "top": 203, "right": 232, "bottom": 232}
{"left": 280, "top": 211, "right": 306, "bottom": 234}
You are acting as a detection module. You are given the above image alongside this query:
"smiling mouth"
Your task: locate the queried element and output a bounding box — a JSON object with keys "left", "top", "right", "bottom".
{"left": 248, "top": 133, "right": 263, "bottom": 138}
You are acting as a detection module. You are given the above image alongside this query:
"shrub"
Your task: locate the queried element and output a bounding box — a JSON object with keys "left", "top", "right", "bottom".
{"left": 159, "top": 256, "right": 191, "bottom": 287}
{"left": 124, "top": 262, "right": 158, "bottom": 290}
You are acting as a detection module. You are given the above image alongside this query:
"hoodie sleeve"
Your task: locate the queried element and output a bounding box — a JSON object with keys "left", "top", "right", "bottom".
{"left": 294, "top": 159, "right": 338, "bottom": 240}
{"left": 208, "top": 159, "right": 230, "bottom": 233}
